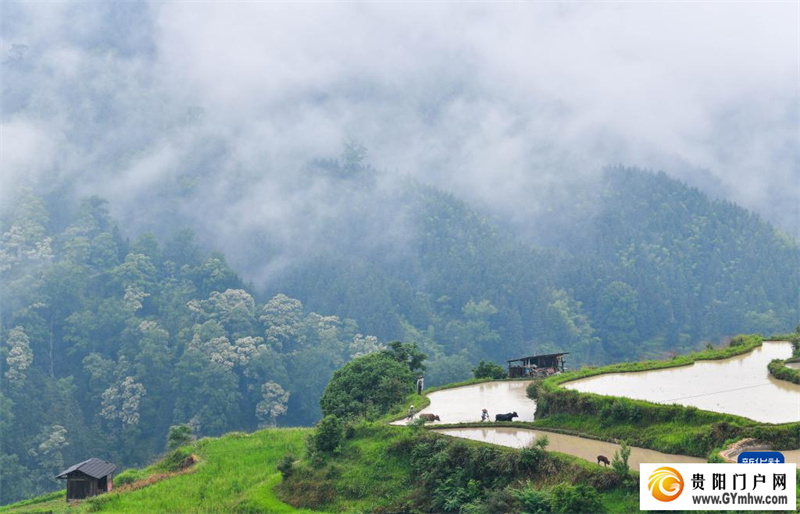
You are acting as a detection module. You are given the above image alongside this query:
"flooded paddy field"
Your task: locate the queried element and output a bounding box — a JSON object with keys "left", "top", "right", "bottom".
{"left": 563, "top": 341, "right": 800, "bottom": 423}
{"left": 391, "top": 380, "right": 535, "bottom": 426}
{"left": 433, "top": 427, "right": 704, "bottom": 466}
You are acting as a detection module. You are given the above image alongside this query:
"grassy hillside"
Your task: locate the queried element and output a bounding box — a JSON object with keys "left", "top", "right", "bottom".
{"left": 1, "top": 421, "right": 639, "bottom": 514}
{"left": 0, "top": 428, "right": 313, "bottom": 514}
{"left": 277, "top": 422, "right": 636, "bottom": 513}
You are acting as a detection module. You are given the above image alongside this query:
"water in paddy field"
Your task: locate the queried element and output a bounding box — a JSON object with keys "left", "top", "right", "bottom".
{"left": 391, "top": 380, "right": 535, "bottom": 425}
{"left": 433, "top": 427, "right": 705, "bottom": 466}
{"left": 563, "top": 341, "right": 800, "bottom": 423}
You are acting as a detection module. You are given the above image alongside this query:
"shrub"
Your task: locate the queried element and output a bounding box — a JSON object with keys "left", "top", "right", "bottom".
{"left": 512, "top": 486, "right": 552, "bottom": 514}
{"left": 158, "top": 446, "right": 195, "bottom": 472}
{"left": 166, "top": 424, "right": 194, "bottom": 450}
{"left": 767, "top": 359, "right": 800, "bottom": 384}
{"left": 472, "top": 360, "right": 507, "bottom": 380}
{"left": 550, "top": 483, "right": 605, "bottom": 513}
{"left": 520, "top": 435, "right": 550, "bottom": 473}
{"left": 526, "top": 381, "right": 540, "bottom": 400}
{"left": 463, "top": 488, "right": 517, "bottom": 514}
{"left": 729, "top": 335, "right": 747, "bottom": 347}
{"left": 312, "top": 415, "right": 343, "bottom": 454}
{"left": 611, "top": 441, "right": 631, "bottom": 479}
{"left": 114, "top": 468, "right": 144, "bottom": 486}
{"left": 409, "top": 417, "right": 427, "bottom": 433}
{"left": 277, "top": 454, "right": 295, "bottom": 479}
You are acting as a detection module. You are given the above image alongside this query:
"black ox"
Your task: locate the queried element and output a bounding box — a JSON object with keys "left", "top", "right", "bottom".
{"left": 495, "top": 412, "right": 518, "bottom": 422}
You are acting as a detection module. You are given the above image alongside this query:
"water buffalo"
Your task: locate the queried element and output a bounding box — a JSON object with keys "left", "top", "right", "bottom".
{"left": 597, "top": 455, "right": 610, "bottom": 467}
{"left": 419, "top": 413, "right": 440, "bottom": 422}
{"left": 495, "top": 412, "right": 518, "bottom": 422}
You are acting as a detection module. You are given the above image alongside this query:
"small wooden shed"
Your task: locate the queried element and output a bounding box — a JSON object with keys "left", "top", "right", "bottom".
{"left": 507, "top": 352, "right": 569, "bottom": 378}
{"left": 56, "top": 458, "right": 116, "bottom": 501}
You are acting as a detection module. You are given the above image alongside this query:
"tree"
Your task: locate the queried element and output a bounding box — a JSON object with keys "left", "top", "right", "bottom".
{"left": 425, "top": 353, "right": 473, "bottom": 387}
{"left": 101, "top": 376, "right": 146, "bottom": 429}
{"left": 472, "top": 360, "right": 506, "bottom": 380}
{"left": 172, "top": 349, "right": 242, "bottom": 436}
{"left": 349, "top": 333, "right": 383, "bottom": 359}
{"left": 320, "top": 352, "right": 414, "bottom": 419}
{"left": 187, "top": 289, "right": 257, "bottom": 337}
{"left": 166, "top": 424, "right": 194, "bottom": 450}
{"left": 4, "top": 327, "right": 33, "bottom": 385}
{"left": 28, "top": 425, "right": 69, "bottom": 488}
{"left": 443, "top": 300, "right": 500, "bottom": 356}
{"left": 256, "top": 381, "right": 290, "bottom": 427}
{"left": 260, "top": 294, "right": 304, "bottom": 351}
{"left": 384, "top": 341, "right": 427, "bottom": 373}
{"left": 611, "top": 440, "right": 631, "bottom": 479}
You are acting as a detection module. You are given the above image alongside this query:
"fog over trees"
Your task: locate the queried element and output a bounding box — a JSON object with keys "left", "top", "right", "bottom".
{"left": 1, "top": 1, "right": 797, "bottom": 505}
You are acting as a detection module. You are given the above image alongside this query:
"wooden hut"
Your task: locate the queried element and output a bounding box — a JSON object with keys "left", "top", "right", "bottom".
{"left": 507, "top": 352, "right": 568, "bottom": 378}
{"left": 56, "top": 458, "right": 116, "bottom": 501}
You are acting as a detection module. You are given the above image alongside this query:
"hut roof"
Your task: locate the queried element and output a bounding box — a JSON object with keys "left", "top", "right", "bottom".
{"left": 507, "top": 352, "right": 569, "bottom": 363}
{"left": 56, "top": 458, "right": 116, "bottom": 480}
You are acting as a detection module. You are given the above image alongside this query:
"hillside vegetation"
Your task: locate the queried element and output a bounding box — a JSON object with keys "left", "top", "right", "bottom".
{"left": 4, "top": 337, "right": 799, "bottom": 513}
{"left": 2, "top": 167, "right": 798, "bottom": 503}
{"left": 1, "top": 423, "right": 638, "bottom": 514}
{"left": 0, "top": 428, "right": 312, "bottom": 514}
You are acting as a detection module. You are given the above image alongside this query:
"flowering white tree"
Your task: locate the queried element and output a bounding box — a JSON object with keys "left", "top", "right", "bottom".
{"left": 188, "top": 289, "right": 257, "bottom": 335}
{"left": 5, "top": 326, "right": 33, "bottom": 385}
{"left": 101, "top": 376, "right": 146, "bottom": 427}
{"left": 0, "top": 188, "right": 53, "bottom": 275}
{"left": 349, "top": 333, "right": 384, "bottom": 360}
{"left": 233, "top": 335, "right": 267, "bottom": 365}
{"left": 256, "top": 381, "right": 290, "bottom": 427}
{"left": 260, "top": 294, "right": 304, "bottom": 350}
{"left": 123, "top": 285, "right": 150, "bottom": 313}
{"left": 28, "top": 425, "right": 68, "bottom": 479}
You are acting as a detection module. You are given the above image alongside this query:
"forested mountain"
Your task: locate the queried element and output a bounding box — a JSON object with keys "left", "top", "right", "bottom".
{"left": 275, "top": 167, "right": 798, "bottom": 368}
{"left": 0, "top": 192, "right": 382, "bottom": 503}
{"left": 1, "top": 167, "right": 797, "bottom": 503}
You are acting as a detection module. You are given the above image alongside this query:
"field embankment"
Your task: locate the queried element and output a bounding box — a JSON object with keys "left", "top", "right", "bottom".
{"left": 528, "top": 335, "right": 800, "bottom": 458}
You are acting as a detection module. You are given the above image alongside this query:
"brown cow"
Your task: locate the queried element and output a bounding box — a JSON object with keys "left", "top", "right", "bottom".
{"left": 597, "top": 455, "right": 610, "bottom": 467}
{"left": 419, "top": 413, "right": 440, "bottom": 422}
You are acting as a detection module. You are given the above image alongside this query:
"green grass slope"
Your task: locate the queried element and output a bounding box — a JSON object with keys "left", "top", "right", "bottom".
{"left": 0, "top": 428, "right": 314, "bottom": 514}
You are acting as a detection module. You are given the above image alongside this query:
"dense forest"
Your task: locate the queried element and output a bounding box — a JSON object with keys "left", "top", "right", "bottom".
{"left": 1, "top": 166, "right": 797, "bottom": 503}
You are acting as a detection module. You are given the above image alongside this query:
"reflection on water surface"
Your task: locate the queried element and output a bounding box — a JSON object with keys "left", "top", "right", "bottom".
{"left": 391, "top": 380, "right": 535, "bottom": 425}
{"left": 434, "top": 427, "right": 704, "bottom": 466}
{"left": 564, "top": 342, "right": 800, "bottom": 423}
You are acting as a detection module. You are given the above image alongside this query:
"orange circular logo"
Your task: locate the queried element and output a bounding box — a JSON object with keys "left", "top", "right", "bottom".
{"left": 648, "top": 467, "right": 684, "bottom": 502}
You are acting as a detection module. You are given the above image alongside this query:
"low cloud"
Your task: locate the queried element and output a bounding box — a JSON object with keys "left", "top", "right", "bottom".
{"left": 1, "top": 2, "right": 797, "bottom": 282}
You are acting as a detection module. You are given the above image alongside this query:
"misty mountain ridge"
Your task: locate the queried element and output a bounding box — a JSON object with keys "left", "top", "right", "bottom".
{"left": 1, "top": 162, "right": 797, "bottom": 504}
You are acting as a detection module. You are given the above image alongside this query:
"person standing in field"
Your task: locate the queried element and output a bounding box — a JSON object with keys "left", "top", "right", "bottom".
{"left": 407, "top": 404, "right": 415, "bottom": 420}
{"left": 416, "top": 375, "right": 424, "bottom": 395}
